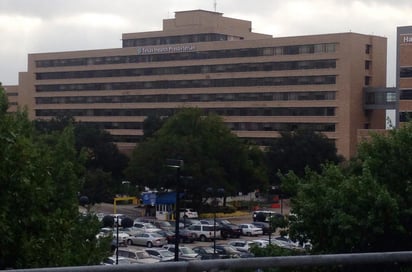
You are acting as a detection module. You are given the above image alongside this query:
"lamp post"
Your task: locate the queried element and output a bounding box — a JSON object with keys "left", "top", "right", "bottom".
{"left": 121, "top": 180, "right": 130, "bottom": 196}
{"left": 166, "top": 159, "right": 184, "bottom": 262}
{"left": 206, "top": 187, "right": 225, "bottom": 255}
{"left": 116, "top": 215, "right": 119, "bottom": 265}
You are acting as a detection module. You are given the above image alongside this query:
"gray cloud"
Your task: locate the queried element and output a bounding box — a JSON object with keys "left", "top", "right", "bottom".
{"left": 1, "top": 0, "right": 412, "bottom": 85}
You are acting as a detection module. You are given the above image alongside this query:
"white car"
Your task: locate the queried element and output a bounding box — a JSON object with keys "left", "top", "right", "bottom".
{"left": 180, "top": 208, "right": 199, "bottom": 219}
{"left": 228, "top": 240, "right": 258, "bottom": 252}
{"left": 238, "top": 224, "right": 263, "bottom": 236}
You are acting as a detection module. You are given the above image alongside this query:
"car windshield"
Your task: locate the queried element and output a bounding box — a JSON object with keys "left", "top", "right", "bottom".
{"left": 145, "top": 223, "right": 157, "bottom": 228}
{"left": 159, "top": 250, "right": 174, "bottom": 257}
{"left": 202, "top": 247, "right": 214, "bottom": 253}
{"left": 136, "top": 251, "right": 151, "bottom": 259}
{"left": 180, "top": 247, "right": 195, "bottom": 254}
{"left": 150, "top": 233, "right": 162, "bottom": 238}
{"left": 160, "top": 221, "right": 172, "bottom": 227}
{"left": 224, "top": 246, "right": 239, "bottom": 253}
{"left": 219, "top": 219, "right": 231, "bottom": 224}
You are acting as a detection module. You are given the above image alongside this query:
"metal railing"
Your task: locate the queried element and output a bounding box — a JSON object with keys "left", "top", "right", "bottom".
{"left": 6, "top": 251, "right": 412, "bottom": 272}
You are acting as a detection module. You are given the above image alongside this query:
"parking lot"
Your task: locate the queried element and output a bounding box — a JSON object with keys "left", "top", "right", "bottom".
{"left": 94, "top": 201, "right": 300, "bottom": 264}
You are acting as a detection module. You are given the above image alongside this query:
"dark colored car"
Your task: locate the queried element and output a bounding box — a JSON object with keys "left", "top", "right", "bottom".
{"left": 214, "top": 245, "right": 254, "bottom": 258}
{"left": 251, "top": 221, "right": 272, "bottom": 235}
{"left": 192, "top": 246, "right": 229, "bottom": 260}
{"left": 157, "top": 230, "right": 195, "bottom": 244}
{"left": 215, "top": 219, "right": 242, "bottom": 239}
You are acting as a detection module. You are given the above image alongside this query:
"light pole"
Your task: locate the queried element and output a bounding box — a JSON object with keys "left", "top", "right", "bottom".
{"left": 116, "top": 215, "right": 119, "bottom": 265}
{"left": 122, "top": 180, "right": 130, "bottom": 196}
{"left": 206, "top": 187, "right": 225, "bottom": 255}
{"left": 166, "top": 159, "right": 184, "bottom": 262}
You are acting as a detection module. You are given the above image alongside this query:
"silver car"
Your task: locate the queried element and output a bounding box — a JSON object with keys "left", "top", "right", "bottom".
{"left": 145, "top": 248, "right": 175, "bottom": 262}
{"left": 127, "top": 232, "right": 167, "bottom": 247}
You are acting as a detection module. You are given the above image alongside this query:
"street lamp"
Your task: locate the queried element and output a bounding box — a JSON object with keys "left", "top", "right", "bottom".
{"left": 166, "top": 159, "right": 184, "bottom": 262}
{"left": 121, "top": 180, "right": 130, "bottom": 196}
{"left": 206, "top": 187, "right": 225, "bottom": 256}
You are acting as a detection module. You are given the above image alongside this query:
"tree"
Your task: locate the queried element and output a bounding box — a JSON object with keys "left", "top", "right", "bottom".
{"left": 0, "top": 85, "right": 110, "bottom": 268}
{"left": 125, "top": 107, "right": 268, "bottom": 209}
{"left": 142, "top": 114, "right": 166, "bottom": 139}
{"left": 282, "top": 122, "right": 412, "bottom": 255}
{"left": 35, "top": 118, "right": 130, "bottom": 203}
{"left": 266, "top": 129, "right": 343, "bottom": 193}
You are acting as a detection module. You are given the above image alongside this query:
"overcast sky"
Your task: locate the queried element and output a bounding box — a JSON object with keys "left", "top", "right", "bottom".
{"left": 1, "top": 0, "right": 412, "bottom": 86}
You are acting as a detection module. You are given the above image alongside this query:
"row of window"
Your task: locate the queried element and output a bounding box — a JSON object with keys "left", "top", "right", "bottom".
{"left": 35, "top": 107, "right": 335, "bottom": 117}
{"left": 109, "top": 134, "right": 336, "bottom": 145}
{"left": 123, "top": 33, "right": 231, "bottom": 47}
{"left": 400, "top": 67, "right": 412, "bottom": 78}
{"left": 35, "top": 59, "right": 336, "bottom": 80}
{"left": 35, "top": 91, "right": 336, "bottom": 104}
{"left": 35, "top": 75, "right": 336, "bottom": 92}
{"left": 59, "top": 120, "right": 335, "bottom": 133}
{"left": 35, "top": 43, "right": 337, "bottom": 68}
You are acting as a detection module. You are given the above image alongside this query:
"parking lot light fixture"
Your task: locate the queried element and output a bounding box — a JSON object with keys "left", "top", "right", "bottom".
{"left": 206, "top": 187, "right": 225, "bottom": 255}
{"left": 166, "top": 159, "right": 184, "bottom": 262}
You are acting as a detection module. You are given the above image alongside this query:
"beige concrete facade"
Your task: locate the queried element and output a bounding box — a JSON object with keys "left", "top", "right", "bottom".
{"left": 7, "top": 10, "right": 387, "bottom": 159}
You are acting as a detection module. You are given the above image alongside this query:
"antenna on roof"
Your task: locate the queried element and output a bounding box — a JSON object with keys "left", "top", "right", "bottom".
{"left": 214, "top": 0, "right": 217, "bottom": 11}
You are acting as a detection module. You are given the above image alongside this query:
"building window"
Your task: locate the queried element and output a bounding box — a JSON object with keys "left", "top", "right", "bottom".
{"left": 365, "top": 44, "right": 372, "bottom": 54}
{"left": 365, "top": 60, "right": 371, "bottom": 70}
{"left": 364, "top": 76, "right": 371, "bottom": 86}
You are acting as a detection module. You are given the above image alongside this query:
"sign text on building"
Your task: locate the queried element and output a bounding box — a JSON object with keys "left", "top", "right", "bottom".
{"left": 401, "top": 34, "right": 412, "bottom": 44}
{"left": 137, "top": 45, "right": 196, "bottom": 55}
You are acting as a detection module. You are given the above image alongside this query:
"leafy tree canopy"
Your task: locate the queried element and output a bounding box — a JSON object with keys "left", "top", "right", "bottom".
{"left": 0, "top": 85, "right": 110, "bottom": 269}
{"left": 266, "top": 129, "right": 343, "bottom": 189}
{"left": 125, "top": 107, "right": 268, "bottom": 208}
{"left": 282, "top": 122, "right": 412, "bottom": 255}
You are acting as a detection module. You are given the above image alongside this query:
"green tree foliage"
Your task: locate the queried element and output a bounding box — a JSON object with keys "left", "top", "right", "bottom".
{"left": 36, "top": 118, "right": 129, "bottom": 203}
{"left": 282, "top": 122, "right": 412, "bottom": 256}
{"left": 266, "top": 130, "right": 343, "bottom": 190}
{"left": 0, "top": 82, "right": 9, "bottom": 114}
{"left": 142, "top": 114, "right": 166, "bottom": 139}
{"left": 0, "top": 86, "right": 110, "bottom": 268}
{"left": 125, "top": 107, "right": 268, "bottom": 208}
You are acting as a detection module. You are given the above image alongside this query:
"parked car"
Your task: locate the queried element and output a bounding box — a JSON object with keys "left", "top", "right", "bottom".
{"left": 132, "top": 222, "right": 162, "bottom": 233}
{"left": 102, "top": 256, "right": 137, "bottom": 265}
{"left": 251, "top": 221, "right": 272, "bottom": 235}
{"left": 180, "top": 208, "right": 199, "bottom": 219}
{"left": 115, "top": 248, "right": 160, "bottom": 264}
{"left": 145, "top": 248, "right": 175, "bottom": 262}
{"left": 121, "top": 226, "right": 143, "bottom": 236}
{"left": 228, "top": 240, "right": 259, "bottom": 252}
{"left": 215, "top": 219, "right": 242, "bottom": 238}
{"left": 156, "top": 229, "right": 195, "bottom": 244}
{"left": 185, "top": 224, "right": 221, "bottom": 241}
{"left": 152, "top": 220, "right": 175, "bottom": 231}
{"left": 214, "top": 244, "right": 254, "bottom": 258}
{"left": 192, "top": 246, "right": 229, "bottom": 259}
{"left": 126, "top": 232, "right": 167, "bottom": 247}
{"left": 252, "top": 210, "right": 283, "bottom": 222}
{"left": 181, "top": 218, "right": 201, "bottom": 227}
{"left": 163, "top": 245, "right": 201, "bottom": 261}
{"left": 273, "top": 236, "right": 304, "bottom": 251}
{"left": 238, "top": 224, "right": 263, "bottom": 236}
